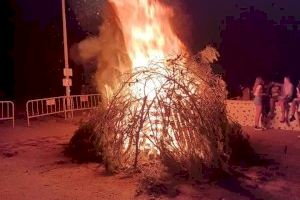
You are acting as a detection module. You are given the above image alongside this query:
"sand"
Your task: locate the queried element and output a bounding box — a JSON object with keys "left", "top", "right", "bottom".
{"left": 0, "top": 118, "right": 300, "bottom": 200}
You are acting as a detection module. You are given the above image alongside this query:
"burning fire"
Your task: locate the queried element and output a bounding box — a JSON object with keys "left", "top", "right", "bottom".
{"left": 108, "top": 0, "right": 187, "bottom": 154}
{"left": 73, "top": 0, "right": 224, "bottom": 169}
{"left": 110, "top": 0, "right": 185, "bottom": 69}
{"left": 109, "top": 0, "right": 187, "bottom": 102}
{"left": 110, "top": 0, "right": 185, "bottom": 75}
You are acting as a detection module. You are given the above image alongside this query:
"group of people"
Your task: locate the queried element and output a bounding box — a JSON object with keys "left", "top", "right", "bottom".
{"left": 252, "top": 76, "right": 300, "bottom": 130}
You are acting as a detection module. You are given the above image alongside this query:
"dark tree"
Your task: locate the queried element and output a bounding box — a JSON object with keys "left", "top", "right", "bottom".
{"left": 0, "top": 0, "right": 15, "bottom": 100}
{"left": 220, "top": 7, "right": 300, "bottom": 97}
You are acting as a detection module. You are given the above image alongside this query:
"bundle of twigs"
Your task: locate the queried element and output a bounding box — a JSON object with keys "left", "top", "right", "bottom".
{"left": 89, "top": 47, "right": 231, "bottom": 177}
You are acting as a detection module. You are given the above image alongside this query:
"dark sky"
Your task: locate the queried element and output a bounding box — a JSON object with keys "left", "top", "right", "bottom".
{"left": 16, "top": 0, "right": 300, "bottom": 19}
{"left": 15, "top": 0, "right": 300, "bottom": 33}
{"left": 14, "top": 0, "right": 300, "bottom": 49}
{"left": 16, "top": 0, "right": 61, "bottom": 24}
{"left": 178, "top": 0, "right": 300, "bottom": 48}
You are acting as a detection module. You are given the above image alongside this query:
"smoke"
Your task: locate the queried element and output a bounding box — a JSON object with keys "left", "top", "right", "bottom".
{"left": 70, "top": 0, "right": 193, "bottom": 99}
{"left": 71, "top": 1, "right": 131, "bottom": 100}
{"left": 159, "top": 0, "right": 194, "bottom": 51}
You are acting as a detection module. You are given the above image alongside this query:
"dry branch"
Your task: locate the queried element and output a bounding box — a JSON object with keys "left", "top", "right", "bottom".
{"left": 86, "top": 48, "right": 232, "bottom": 178}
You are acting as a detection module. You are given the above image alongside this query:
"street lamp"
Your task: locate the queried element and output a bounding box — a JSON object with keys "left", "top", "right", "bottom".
{"left": 61, "top": 0, "right": 72, "bottom": 114}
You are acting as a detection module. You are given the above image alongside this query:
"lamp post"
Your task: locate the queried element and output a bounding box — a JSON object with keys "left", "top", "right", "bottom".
{"left": 61, "top": 0, "right": 72, "bottom": 116}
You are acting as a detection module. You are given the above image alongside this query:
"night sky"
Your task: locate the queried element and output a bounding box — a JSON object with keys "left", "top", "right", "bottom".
{"left": 1, "top": 0, "right": 300, "bottom": 103}
{"left": 13, "top": 0, "right": 300, "bottom": 41}
{"left": 13, "top": 0, "right": 300, "bottom": 39}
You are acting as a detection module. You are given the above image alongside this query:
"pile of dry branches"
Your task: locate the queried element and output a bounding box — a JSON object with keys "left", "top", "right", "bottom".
{"left": 83, "top": 47, "right": 234, "bottom": 179}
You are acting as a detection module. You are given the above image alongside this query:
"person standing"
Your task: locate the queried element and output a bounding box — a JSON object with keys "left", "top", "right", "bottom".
{"left": 289, "top": 80, "right": 300, "bottom": 122}
{"left": 268, "top": 83, "right": 281, "bottom": 119}
{"left": 253, "top": 77, "right": 265, "bottom": 130}
{"left": 278, "top": 76, "right": 294, "bottom": 123}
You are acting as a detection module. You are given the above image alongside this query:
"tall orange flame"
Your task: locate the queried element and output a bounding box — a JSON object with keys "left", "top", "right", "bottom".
{"left": 108, "top": 0, "right": 188, "bottom": 154}
{"left": 109, "top": 0, "right": 185, "bottom": 70}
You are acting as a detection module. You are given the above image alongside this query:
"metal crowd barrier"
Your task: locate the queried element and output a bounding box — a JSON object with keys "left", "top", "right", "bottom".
{"left": 26, "top": 96, "right": 67, "bottom": 126}
{"left": 0, "top": 101, "right": 15, "bottom": 128}
{"left": 26, "top": 94, "right": 101, "bottom": 126}
{"left": 70, "top": 94, "right": 101, "bottom": 113}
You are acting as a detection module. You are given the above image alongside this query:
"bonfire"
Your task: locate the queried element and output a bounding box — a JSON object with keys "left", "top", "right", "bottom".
{"left": 69, "top": 0, "right": 250, "bottom": 183}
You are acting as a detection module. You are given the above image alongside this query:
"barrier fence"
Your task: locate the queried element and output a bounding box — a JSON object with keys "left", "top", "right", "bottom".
{"left": 70, "top": 94, "right": 102, "bottom": 113}
{"left": 0, "top": 101, "right": 15, "bottom": 127}
{"left": 26, "top": 94, "right": 101, "bottom": 126}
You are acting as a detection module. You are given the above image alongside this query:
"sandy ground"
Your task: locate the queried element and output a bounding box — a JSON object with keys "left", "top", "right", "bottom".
{"left": 0, "top": 117, "right": 300, "bottom": 200}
